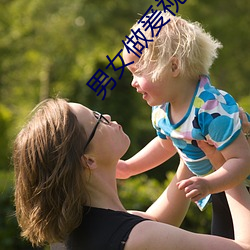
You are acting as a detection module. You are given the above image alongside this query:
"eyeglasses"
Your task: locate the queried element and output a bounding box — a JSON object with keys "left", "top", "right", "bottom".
{"left": 84, "top": 111, "right": 110, "bottom": 151}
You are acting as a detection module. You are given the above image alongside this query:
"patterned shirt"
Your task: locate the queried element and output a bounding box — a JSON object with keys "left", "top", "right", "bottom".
{"left": 152, "top": 75, "right": 241, "bottom": 176}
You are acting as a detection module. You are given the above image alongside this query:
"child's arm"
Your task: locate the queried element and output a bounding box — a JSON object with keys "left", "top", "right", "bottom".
{"left": 116, "top": 136, "right": 177, "bottom": 179}
{"left": 178, "top": 132, "right": 250, "bottom": 201}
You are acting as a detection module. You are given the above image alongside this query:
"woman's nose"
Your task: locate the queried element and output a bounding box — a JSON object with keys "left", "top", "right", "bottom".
{"left": 103, "top": 114, "right": 111, "bottom": 123}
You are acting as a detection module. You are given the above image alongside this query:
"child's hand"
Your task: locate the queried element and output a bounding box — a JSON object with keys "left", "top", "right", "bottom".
{"left": 116, "top": 160, "right": 131, "bottom": 179}
{"left": 177, "top": 176, "right": 211, "bottom": 202}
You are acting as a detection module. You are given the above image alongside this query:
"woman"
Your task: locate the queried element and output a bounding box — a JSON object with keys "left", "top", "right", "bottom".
{"left": 13, "top": 98, "right": 250, "bottom": 249}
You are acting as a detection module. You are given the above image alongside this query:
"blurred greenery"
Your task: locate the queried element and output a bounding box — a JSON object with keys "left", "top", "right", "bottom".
{"left": 0, "top": 171, "right": 43, "bottom": 249}
{"left": 0, "top": 0, "right": 249, "bottom": 249}
{"left": 118, "top": 172, "right": 212, "bottom": 234}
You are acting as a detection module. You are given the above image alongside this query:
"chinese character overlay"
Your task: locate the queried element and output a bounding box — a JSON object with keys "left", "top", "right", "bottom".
{"left": 86, "top": 0, "right": 187, "bottom": 100}
{"left": 155, "top": 0, "right": 187, "bottom": 15}
{"left": 86, "top": 68, "right": 117, "bottom": 100}
{"left": 137, "top": 5, "right": 171, "bottom": 37}
{"left": 122, "top": 28, "right": 154, "bottom": 58}
{"left": 106, "top": 49, "right": 134, "bottom": 79}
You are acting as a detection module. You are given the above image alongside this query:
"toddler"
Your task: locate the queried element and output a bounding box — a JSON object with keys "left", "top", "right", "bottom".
{"left": 118, "top": 11, "right": 250, "bottom": 238}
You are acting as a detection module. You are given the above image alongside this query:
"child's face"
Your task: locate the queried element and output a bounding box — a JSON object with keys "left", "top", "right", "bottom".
{"left": 123, "top": 49, "right": 172, "bottom": 106}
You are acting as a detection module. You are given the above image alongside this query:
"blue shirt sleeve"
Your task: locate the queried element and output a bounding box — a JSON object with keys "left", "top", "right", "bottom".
{"left": 197, "top": 90, "right": 241, "bottom": 151}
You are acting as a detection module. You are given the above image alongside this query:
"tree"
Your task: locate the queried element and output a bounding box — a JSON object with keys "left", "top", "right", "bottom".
{"left": 0, "top": 1, "right": 249, "bottom": 248}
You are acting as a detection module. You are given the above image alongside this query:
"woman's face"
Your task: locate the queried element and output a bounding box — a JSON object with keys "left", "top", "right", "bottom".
{"left": 68, "top": 103, "right": 130, "bottom": 161}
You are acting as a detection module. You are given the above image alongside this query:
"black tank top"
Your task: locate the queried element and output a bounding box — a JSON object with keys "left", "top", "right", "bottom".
{"left": 66, "top": 206, "right": 148, "bottom": 250}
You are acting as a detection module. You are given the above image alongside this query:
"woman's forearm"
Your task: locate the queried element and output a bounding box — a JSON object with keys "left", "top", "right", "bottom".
{"left": 146, "top": 160, "right": 192, "bottom": 227}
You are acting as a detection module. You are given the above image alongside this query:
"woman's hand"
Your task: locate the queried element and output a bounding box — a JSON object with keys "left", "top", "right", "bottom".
{"left": 239, "top": 107, "right": 250, "bottom": 140}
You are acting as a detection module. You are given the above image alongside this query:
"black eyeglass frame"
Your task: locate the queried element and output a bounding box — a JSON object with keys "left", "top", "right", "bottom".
{"left": 83, "top": 111, "right": 109, "bottom": 151}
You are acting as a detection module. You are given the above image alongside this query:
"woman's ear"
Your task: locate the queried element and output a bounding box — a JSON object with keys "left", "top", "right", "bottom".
{"left": 171, "top": 57, "right": 180, "bottom": 77}
{"left": 82, "top": 155, "right": 97, "bottom": 169}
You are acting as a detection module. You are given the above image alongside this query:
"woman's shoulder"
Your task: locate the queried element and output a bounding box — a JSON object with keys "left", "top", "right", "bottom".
{"left": 66, "top": 206, "right": 148, "bottom": 250}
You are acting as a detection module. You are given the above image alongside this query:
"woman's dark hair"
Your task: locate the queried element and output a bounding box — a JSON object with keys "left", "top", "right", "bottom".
{"left": 13, "top": 98, "right": 88, "bottom": 246}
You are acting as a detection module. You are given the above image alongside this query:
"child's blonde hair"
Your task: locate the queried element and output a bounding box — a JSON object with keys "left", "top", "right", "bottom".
{"left": 130, "top": 12, "right": 222, "bottom": 81}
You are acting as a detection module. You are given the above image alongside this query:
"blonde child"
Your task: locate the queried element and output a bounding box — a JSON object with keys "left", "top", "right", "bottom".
{"left": 118, "top": 11, "right": 250, "bottom": 238}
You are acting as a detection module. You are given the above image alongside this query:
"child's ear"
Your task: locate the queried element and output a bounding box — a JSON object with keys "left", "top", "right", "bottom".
{"left": 171, "top": 57, "right": 180, "bottom": 77}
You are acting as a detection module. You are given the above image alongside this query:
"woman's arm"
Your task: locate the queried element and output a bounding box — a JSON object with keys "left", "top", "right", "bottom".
{"left": 129, "top": 159, "right": 193, "bottom": 226}
{"left": 125, "top": 183, "right": 250, "bottom": 250}
{"left": 225, "top": 184, "right": 250, "bottom": 244}
{"left": 145, "top": 159, "right": 192, "bottom": 226}
{"left": 239, "top": 108, "right": 250, "bottom": 136}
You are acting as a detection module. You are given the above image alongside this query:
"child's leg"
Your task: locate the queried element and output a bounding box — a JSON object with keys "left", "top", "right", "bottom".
{"left": 211, "top": 192, "right": 234, "bottom": 239}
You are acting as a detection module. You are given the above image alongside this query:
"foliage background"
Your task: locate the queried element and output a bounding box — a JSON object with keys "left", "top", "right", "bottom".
{"left": 0, "top": 0, "right": 249, "bottom": 249}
